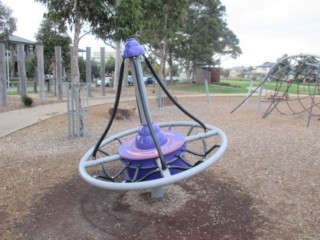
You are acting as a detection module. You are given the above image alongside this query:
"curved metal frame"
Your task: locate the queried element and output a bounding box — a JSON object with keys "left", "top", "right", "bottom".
{"left": 232, "top": 54, "right": 320, "bottom": 127}
{"left": 79, "top": 39, "right": 227, "bottom": 195}
{"left": 262, "top": 55, "right": 320, "bottom": 119}
{"left": 79, "top": 121, "right": 227, "bottom": 190}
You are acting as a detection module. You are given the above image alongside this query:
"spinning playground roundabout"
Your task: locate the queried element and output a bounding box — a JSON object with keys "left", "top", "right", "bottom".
{"left": 80, "top": 39, "right": 227, "bottom": 198}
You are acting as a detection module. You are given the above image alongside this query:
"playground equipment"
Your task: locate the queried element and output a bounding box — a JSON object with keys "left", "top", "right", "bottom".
{"left": 232, "top": 54, "right": 320, "bottom": 127}
{"left": 79, "top": 39, "right": 227, "bottom": 198}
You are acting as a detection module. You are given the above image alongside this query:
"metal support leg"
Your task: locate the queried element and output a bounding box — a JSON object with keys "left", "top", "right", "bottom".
{"left": 151, "top": 186, "right": 164, "bottom": 198}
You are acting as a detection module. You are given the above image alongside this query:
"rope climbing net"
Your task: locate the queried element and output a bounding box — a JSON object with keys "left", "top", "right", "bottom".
{"left": 232, "top": 54, "right": 320, "bottom": 127}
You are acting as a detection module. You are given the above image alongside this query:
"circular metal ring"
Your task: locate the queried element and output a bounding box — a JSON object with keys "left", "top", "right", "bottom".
{"left": 79, "top": 121, "right": 227, "bottom": 190}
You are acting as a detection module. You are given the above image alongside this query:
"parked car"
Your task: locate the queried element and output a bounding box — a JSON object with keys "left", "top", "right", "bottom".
{"left": 128, "top": 75, "right": 134, "bottom": 86}
{"left": 144, "top": 76, "right": 154, "bottom": 85}
{"left": 165, "top": 76, "right": 180, "bottom": 82}
{"left": 97, "top": 76, "right": 113, "bottom": 87}
{"left": 127, "top": 76, "right": 154, "bottom": 85}
{"left": 45, "top": 74, "right": 53, "bottom": 82}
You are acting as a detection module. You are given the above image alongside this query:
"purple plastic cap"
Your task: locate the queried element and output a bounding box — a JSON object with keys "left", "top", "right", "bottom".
{"left": 122, "top": 38, "right": 145, "bottom": 58}
{"left": 135, "top": 123, "right": 168, "bottom": 150}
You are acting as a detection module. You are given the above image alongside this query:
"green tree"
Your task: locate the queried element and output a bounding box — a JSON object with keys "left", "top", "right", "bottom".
{"left": 105, "top": 55, "right": 115, "bottom": 74}
{"left": 139, "top": 0, "right": 188, "bottom": 80}
{"left": 26, "top": 58, "right": 37, "bottom": 78}
{"left": 172, "top": 0, "right": 241, "bottom": 81}
{"left": 35, "top": 16, "right": 71, "bottom": 74}
{"left": 78, "top": 56, "right": 86, "bottom": 82}
{"left": 92, "top": 0, "right": 142, "bottom": 89}
{"left": 35, "top": 0, "right": 140, "bottom": 136}
{"left": 0, "top": 1, "right": 17, "bottom": 43}
{"left": 91, "top": 59, "right": 100, "bottom": 78}
{"left": 35, "top": 0, "right": 116, "bottom": 84}
{"left": 93, "top": 0, "right": 142, "bottom": 42}
{"left": 221, "top": 68, "right": 229, "bottom": 78}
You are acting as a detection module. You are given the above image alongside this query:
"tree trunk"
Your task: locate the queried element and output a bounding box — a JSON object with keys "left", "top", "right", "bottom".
{"left": 156, "top": 40, "right": 169, "bottom": 108}
{"left": 72, "top": 8, "right": 81, "bottom": 84}
{"left": 86, "top": 47, "right": 92, "bottom": 96}
{"left": 159, "top": 40, "right": 168, "bottom": 81}
{"left": 185, "top": 59, "right": 192, "bottom": 83}
{"left": 113, "top": 0, "right": 122, "bottom": 90}
{"left": 71, "top": 0, "right": 84, "bottom": 137}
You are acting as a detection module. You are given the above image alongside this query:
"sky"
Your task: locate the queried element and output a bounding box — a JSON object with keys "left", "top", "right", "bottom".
{"left": 3, "top": 0, "right": 320, "bottom": 68}
{"left": 220, "top": 0, "right": 320, "bottom": 67}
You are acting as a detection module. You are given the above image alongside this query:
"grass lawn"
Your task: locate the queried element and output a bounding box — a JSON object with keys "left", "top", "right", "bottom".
{"left": 168, "top": 79, "right": 259, "bottom": 94}
{"left": 168, "top": 79, "right": 320, "bottom": 95}
{"left": 7, "top": 90, "right": 37, "bottom": 96}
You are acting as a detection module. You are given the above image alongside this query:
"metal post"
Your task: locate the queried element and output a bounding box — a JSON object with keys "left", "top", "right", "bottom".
{"left": 66, "top": 83, "right": 71, "bottom": 137}
{"left": 0, "top": 43, "right": 7, "bottom": 106}
{"left": 100, "top": 47, "right": 106, "bottom": 96}
{"left": 37, "top": 45, "right": 45, "bottom": 101}
{"left": 258, "top": 82, "right": 265, "bottom": 112}
{"left": 17, "top": 44, "right": 27, "bottom": 96}
{"left": 76, "top": 85, "right": 80, "bottom": 137}
{"left": 126, "top": 51, "right": 165, "bottom": 198}
{"left": 6, "top": 49, "right": 10, "bottom": 93}
{"left": 86, "top": 47, "right": 92, "bottom": 97}
{"left": 204, "top": 79, "right": 211, "bottom": 104}
{"left": 55, "top": 46, "right": 63, "bottom": 100}
{"left": 129, "top": 57, "right": 151, "bottom": 124}
{"left": 307, "top": 68, "right": 319, "bottom": 127}
{"left": 151, "top": 186, "right": 164, "bottom": 198}
{"left": 71, "top": 83, "right": 75, "bottom": 136}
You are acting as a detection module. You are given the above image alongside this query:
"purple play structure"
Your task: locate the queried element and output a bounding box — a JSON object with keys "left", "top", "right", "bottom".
{"left": 79, "top": 39, "right": 227, "bottom": 198}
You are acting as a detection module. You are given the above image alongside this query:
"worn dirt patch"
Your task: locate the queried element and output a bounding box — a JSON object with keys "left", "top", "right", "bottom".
{"left": 14, "top": 173, "right": 266, "bottom": 240}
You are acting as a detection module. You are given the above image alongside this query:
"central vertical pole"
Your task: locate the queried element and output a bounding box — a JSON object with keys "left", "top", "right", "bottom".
{"left": 129, "top": 57, "right": 151, "bottom": 124}
{"left": 123, "top": 38, "right": 166, "bottom": 198}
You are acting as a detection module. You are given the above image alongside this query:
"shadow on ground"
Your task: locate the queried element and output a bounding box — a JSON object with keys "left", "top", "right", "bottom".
{"left": 15, "top": 172, "right": 268, "bottom": 240}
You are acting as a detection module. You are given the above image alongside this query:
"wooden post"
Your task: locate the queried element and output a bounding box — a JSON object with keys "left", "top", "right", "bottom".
{"left": 37, "top": 45, "right": 45, "bottom": 101}
{"left": 17, "top": 44, "right": 27, "bottom": 96}
{"left": 55, "top": 46, "right": 63, "bottom": 100}
{"left": 86, "top": 47, "right": 92, "bottom": 96}
{"left": 0, "top": 43, "right": 7, "bottom": 106}
{"left": 100, "top": 47, "right": 106, "bottom": 96}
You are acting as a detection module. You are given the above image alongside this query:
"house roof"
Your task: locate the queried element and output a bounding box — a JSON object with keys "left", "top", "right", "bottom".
{"left": 9, "top": 35, "right": 35, "bottom": 45}
{"left": 230, "top": 66, "right": 250, "bottom": 71}
{"left": 257, "top": 62, "right": 275, "bottom": 68}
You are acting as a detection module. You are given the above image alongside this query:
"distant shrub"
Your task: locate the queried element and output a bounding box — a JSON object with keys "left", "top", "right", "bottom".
{"left": 214, "top": 82, "right": 241, "bottom": 88}
{"left": 217, "top": 82, "right": 233, "bottom": 87}
{"left": 21, "top": 95, "right": 33, "bottom": 107}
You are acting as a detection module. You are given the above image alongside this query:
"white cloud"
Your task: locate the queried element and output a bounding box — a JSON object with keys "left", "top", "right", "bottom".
{"left": 220, "top": 0, "right": 320, "bottom": 68}
{"left": 2, "top": 0, "right": 44, "bottom": 41}
{"left": 2, "top": 0, "right": 110, "bottom": 53}
{"left": 3, "top": 0, "right": 320, "bottom": 67}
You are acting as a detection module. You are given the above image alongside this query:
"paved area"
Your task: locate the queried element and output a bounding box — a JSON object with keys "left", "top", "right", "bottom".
{"left": 0, "top": 91, "right": 252, "bottom": 138}
{"left": 0, "top": 93, "right": 208, "bottom": 138}
{"left": 0, "top": 96, "right": 135, "bottom": 138}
